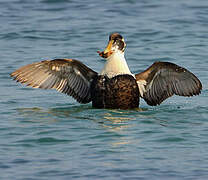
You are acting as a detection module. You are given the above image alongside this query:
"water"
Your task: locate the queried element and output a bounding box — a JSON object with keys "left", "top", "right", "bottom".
{"left": 1, "top": 0, "right": 208, "bottom": 179}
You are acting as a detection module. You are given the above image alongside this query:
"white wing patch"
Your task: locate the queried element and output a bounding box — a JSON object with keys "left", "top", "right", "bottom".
{"left": 137, "top": 80, "right": 147, "bottom": 97}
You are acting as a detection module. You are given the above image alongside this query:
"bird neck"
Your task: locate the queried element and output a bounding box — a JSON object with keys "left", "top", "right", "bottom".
{"left": 100, "top": 52, "right": 133, "bottom": 78}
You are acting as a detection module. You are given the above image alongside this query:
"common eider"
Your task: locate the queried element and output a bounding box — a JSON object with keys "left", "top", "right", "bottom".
{"left": 11, "top": 33, "right": 202, "bottom": 109}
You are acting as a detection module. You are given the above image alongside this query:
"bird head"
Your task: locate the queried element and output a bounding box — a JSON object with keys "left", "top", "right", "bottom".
{"left": 97, "top": 33, "right": 126, "bottom": 59}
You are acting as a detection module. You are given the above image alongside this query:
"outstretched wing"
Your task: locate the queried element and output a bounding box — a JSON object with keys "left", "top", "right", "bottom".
{"left": 135, "top": 61, "right": 202, "bottom": 106}
{"left": 11, "top": 59, "right": 98, "bottom": 103}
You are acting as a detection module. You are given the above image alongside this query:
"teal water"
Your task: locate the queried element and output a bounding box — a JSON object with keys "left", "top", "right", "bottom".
{"left": 1, "top": 0, "right": 208, "bottom": 179}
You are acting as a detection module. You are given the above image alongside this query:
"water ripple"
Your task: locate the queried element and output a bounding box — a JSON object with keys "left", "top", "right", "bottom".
{"left": 1, "top": 0, "right": 208, "bottom": 179}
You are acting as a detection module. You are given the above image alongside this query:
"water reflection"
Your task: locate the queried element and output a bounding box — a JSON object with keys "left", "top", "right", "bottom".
{"left": 16, "top": 104, "right": 92, "bottom": 123}
{"left": 94, "top": 108, "right": 147, "bottom": 147}
{"left": 16, "top": 104, "right": 173, "bottom": 129}
{"left": 16, "top": 105, "right": 149, "bottom": 127}
{"left": 16, "top": 105, "right": 167, "bottom": 147}
{"left": 16, "top": 107, "right": 58, "bottom": 123}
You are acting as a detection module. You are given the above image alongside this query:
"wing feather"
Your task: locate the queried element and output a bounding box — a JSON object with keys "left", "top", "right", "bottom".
{"left": 11, "top": 59, "right": 98, "bottom": 103}
{"left": 136, "top": 61, "right": 202, "bottom": 106}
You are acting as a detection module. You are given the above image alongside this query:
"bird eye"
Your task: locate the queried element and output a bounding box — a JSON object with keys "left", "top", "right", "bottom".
{"left": 113, "top": 39, "right": 125, "bottom": 51}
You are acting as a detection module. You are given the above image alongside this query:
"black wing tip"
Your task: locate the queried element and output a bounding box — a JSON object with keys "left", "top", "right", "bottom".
{"left": 185, "top": 79, "right": 202, "bottom": 96}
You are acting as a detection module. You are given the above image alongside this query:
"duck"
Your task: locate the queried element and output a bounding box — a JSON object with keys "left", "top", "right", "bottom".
{"left": 11, "top": 33, "right": 202, "bottom": 109}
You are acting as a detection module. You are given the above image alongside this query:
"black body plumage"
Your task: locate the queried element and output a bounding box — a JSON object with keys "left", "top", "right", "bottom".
{"left": 91, "top": 74, "right": 140, "bottom": 109}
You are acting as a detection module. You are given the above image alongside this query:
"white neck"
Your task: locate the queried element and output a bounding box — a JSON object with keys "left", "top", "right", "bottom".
{"left": 100, "top": 51, "right": 133, "bottom": 78}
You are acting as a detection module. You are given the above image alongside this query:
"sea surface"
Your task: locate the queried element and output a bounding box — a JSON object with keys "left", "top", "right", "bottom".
{"left": 1, "top": 0, "right": 208, "bottom": 179}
